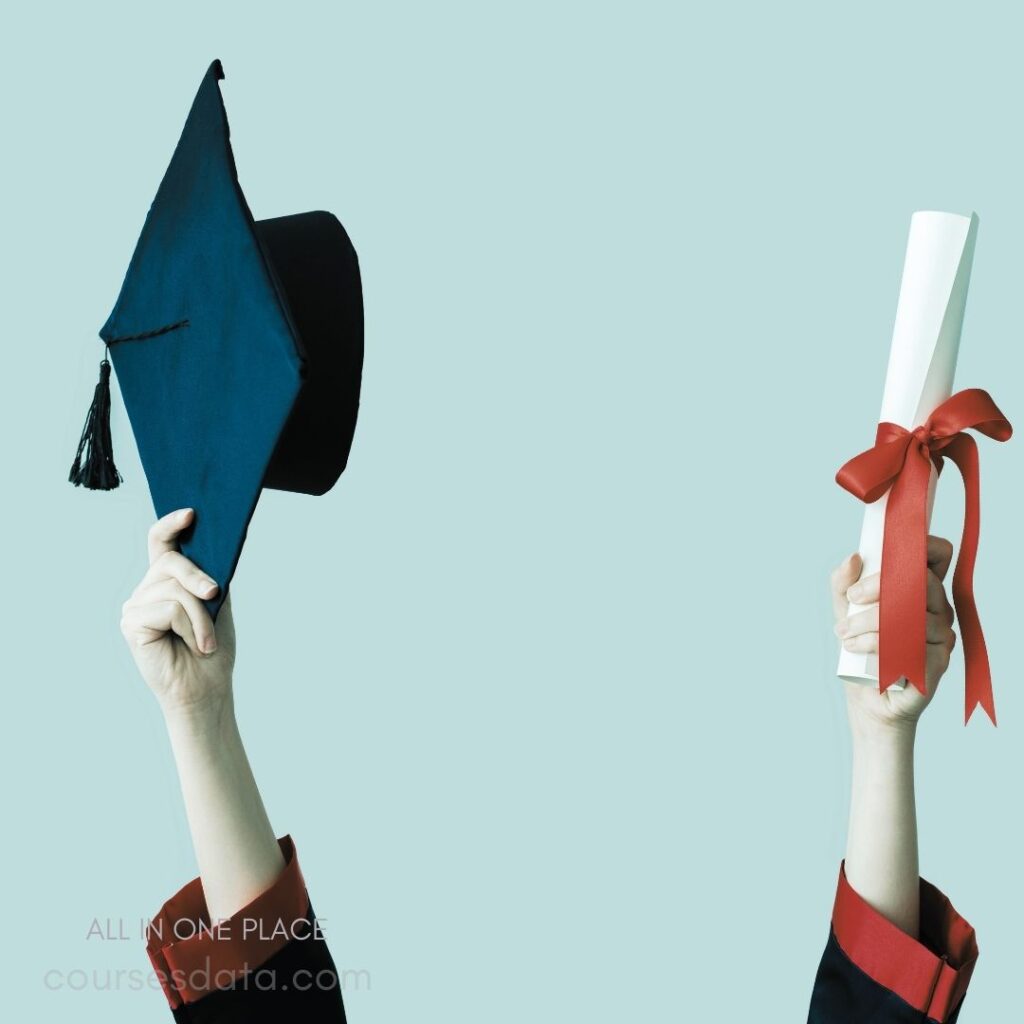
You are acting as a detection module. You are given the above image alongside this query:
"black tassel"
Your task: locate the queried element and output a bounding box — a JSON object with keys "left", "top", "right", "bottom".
{"left": 69, "top": 357, "right": 122, "bottom": 490}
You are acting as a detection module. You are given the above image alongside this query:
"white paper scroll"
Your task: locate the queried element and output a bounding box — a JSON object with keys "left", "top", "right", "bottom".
{"left": 838, "top": 211, "right": 979, "bottom": 685}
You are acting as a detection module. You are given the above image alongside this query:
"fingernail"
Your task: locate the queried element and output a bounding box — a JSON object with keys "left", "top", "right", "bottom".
{"left": 203, "top": 634, "right": 217, "bottom": 654}
{"left": 202, "top": 579, "right": 219, "bottom": 597}
{"left": 177, "top": 508, "right": 193, "bottom": 521}
{"left": 834, "top": 620, "right": 849, "bottom": 638}
{"left": 843, "top": 638, "right": 856, "bottom": 650}
{"left": 847, "top": 584, "right": 862, "bottom": 603}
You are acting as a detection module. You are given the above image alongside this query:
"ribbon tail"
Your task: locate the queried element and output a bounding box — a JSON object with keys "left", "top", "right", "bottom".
{"left": 945, "top": 435, "right": 997, "bottom": 725}
{"left": 878, "top": 445, "right": 931, "bottom": 696}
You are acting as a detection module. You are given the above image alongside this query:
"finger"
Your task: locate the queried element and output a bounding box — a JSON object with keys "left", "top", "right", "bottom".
{"left": 121, "top": 599, "right": 202, "bottom": 658}
{"left": 848, "top": 541, "right": 955, "bottom": 607}
{"left": 926, "top": 571, "right": 953, "bottom": 619}
{"left": 136, "top": 550, "right": 219, "bottom": 601}
{"left": 927, "top": 536, "right": 954, "bottom": 581}
{"left": 927, "top": 632, "right": 954, "bottom": 663}
{"left": 831, "top": 553, "right": 863, "bottom": 622}
{"left": 131, "top": 578, "right": 217, "bottom": 654}
{"left": 841, "top": 602, "right": 950, "bottom": 643}
{"left": 148, "top": 508, "right": 195, "bottom": 566}
{"left": 926, "top": 611, "right": 953, "bottom": 643}
{"left": 926, "top": 641, "right": 952, "bottom": 680}
{"left": 927, "top": 638, "right": 955, "bottom": 661}
{"left": 837, "top": 604, "right": 878, "bottom": 640}
{"left": 842, "top": 631, "right": 878, "bottom": 654}
{"left": 846, "top": 571, "right": 879, "bottom": 607}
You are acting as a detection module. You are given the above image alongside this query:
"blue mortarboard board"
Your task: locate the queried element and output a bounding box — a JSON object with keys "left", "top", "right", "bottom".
{"left": 70, "top": 60, "right": 363, "bottom": 618}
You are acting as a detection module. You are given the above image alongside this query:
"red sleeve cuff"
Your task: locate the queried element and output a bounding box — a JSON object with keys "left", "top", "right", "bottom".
{"left": 146, "top": 836, "right": 311, "bottom": 1010}
{"left": 831, "top": 861, "right": 979, "bottom": 1023}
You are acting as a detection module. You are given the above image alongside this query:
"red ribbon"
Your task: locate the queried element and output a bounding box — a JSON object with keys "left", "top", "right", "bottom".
{"left": 836, "top": 389, "right": 1012, "bottom": 724}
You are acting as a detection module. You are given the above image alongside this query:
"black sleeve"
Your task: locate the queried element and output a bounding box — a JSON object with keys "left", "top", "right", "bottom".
{"left": 169, "top": 902, "right": 345, "bottom": 1024}
{"left": 807, "top": 863, "right": 977, "bottom": 1024}
{"left": 147, "top": 837, "right": 347, "bottom": 1023}
{"left": 809, "top": 930, "right": 966, "bottom": 1024}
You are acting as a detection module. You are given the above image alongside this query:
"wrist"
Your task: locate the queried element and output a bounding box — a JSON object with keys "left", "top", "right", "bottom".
{"left": 847, "top": 708, "right": 921, "bottom": 749}
{"left": 848, "top": 709, "right": 917, "bottom": 752}
{"left": 161, "top": 693, "right": 237, "bottom": 744}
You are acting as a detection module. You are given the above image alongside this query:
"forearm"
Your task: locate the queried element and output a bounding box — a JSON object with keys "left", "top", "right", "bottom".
{"left": 844, "top": 716, "right": 919, "bottom": 937}
{"left": 163, "top": 698, "right": 285, "bottom": 923}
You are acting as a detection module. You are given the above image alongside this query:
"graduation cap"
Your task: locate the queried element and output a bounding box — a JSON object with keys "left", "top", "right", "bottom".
{"left": 70, "top": 60, "right": 363, "bottom": 618}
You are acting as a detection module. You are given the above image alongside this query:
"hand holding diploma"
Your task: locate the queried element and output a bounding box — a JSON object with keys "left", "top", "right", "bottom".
{"left": 832, "top": 537, "right": 956, "bottom": 728}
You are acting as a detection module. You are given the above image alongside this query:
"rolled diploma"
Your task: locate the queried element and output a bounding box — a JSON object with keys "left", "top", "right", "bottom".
{"left": 838, "top": 210, "right": 979, "bottom": 685}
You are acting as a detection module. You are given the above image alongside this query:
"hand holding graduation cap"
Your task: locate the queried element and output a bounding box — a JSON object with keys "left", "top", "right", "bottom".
{"left": 120, "top": 509, "right": 286, "bottom": 926}
{"left": 120, "top": 507, "right": 236, "bottom": 720}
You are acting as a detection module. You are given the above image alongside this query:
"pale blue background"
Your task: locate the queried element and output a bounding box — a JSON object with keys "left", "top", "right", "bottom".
{"left": 0, "top": 1, "right": 1020, "bottom": 1020}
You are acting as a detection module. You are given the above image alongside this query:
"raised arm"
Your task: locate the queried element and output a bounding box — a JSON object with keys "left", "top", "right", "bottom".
{"left": 120, "top": 506, "right": 284, "bottom": 921}
{"left": 120, "top": 508, "right": 346, "bottom": 1021}
{"left": 830, "top": 535, "right": 955, "bottom": 935}
{"left": 807, "top": 537, "right": 978, "bottom": 1024}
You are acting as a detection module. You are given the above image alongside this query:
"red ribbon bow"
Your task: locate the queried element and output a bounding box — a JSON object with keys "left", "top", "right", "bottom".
{"left": 836, "top": 389, "right": 1012, "bottom": 724}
